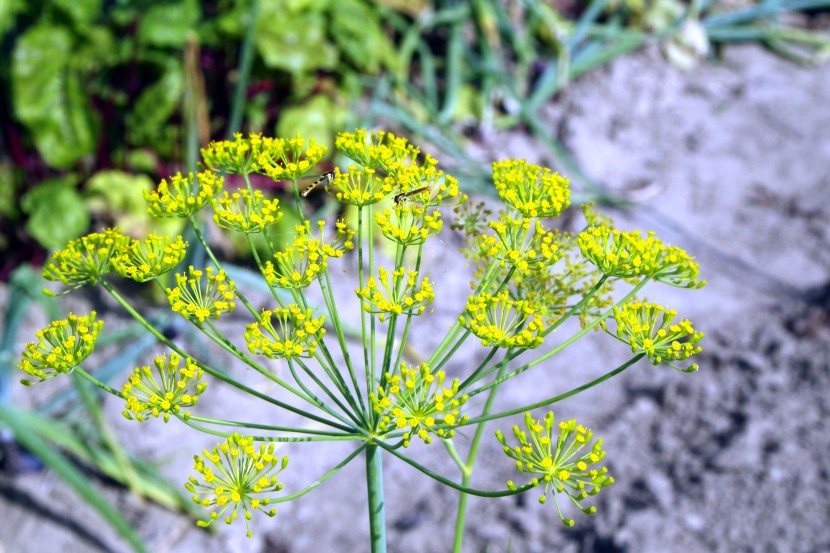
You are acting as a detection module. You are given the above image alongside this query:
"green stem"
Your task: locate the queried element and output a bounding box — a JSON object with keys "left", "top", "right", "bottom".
{"left": 100, "top": 280, "right": 353, "bottom": 432}
{"left": 75, "top": 367, "right": 125, "bottom": 398}
{"left": 187, "top": 414, "right": 355, "bottom": 437}
{"left": 461, "top": 354, "right": 644, "bottom": 427}
{"left": 366, "top": 445, "right": 387, "bottom": 553}
{"left": 226, "top": 0, "right": 259, "bottom": 137}
{"left": 275, "top": 444, "right": 367, "bottom": 503}
{"left": 451, "top": 360, "right": 508, "bottom": 553}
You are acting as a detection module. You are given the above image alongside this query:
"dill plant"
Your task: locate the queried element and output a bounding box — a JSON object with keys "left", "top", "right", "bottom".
{"left": 19, "top": 130, "right": 704, "bottom": 550}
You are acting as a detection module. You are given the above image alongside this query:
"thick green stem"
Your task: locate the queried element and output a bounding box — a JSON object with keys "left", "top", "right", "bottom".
{"left": 366, "top": 445, "right": 387, "bottom": 553}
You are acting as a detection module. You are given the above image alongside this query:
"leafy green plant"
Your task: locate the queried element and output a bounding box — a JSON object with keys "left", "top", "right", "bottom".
{"left": 17, "top": 129, "right": 704, "bottom": 549}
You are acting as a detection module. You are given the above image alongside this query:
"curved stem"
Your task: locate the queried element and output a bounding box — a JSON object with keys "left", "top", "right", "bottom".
{"left": 275, "top": 444, "right": 368, "bottom": 503}
{"left": 74, "top": 367, "right": 125, "bottom": 399}
{"left": 461, "top": 354, "right": 644, "bottom": 427}
{"left": 187, "top": 414, "right": 356, "bottom": 437}
{"left": 374, "top": 439, "right": 533, "bottom": 497}
{"left": 180, "top": 416, "right": 358, "bottom": 442}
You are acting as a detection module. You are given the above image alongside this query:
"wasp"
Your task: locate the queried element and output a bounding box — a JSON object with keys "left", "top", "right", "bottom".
{"left": 393, "top": 186, "right": 429, "bottom": 206}
{"left": 301, "top": 170, "right": 336, "bottom": 197}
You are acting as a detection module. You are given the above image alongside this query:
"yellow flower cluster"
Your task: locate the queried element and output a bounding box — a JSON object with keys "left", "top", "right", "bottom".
{"left": 606, "top": 301, "right": 703, "bottom": 371}
{"left": 114, "top": 234, "right": 188, "bottom": 282}
{"left": 331, "top": 166, "right": 393, "bottom": 206}
{"left": 578, "top": 226, "right": 704, "bottom": 288}
{"left": 122, "top": 352, "right": 207, "bottom": 423}
{"left": 263, "top": 220, "right": 354, "bottom": 289}
{"left": 371, "top": 362, "right": 469, "bottom": 447}
{"left": 201, "top": 133, "right": 269, "bottom": 175}
{"left": 496, "top": 411, "right": 614, "bottom": 526}
{"left": 42, "top": 229, "right": 129, "bottom": 290}
{"left": 167, "top": 266, "right": 236, "bottom": 325}
{"left": 477, "top": 215, "right": 565, "bottom": 274}
{"left": 492, "top": 159, "right": 571, "bottom": 218}
{"left": 335, "top": 129, "right": 420, "bottom": 173}
{"left": 254, "top": 134, "right": 328, "bottom": 181}
{"left": 459, "top": 290, "right": 546, "bottom": 349}
{"left": 244, "top": 306, "right": 326, "bottom": 361}
{"left": 18, "top": 312, "right": 103, "bottom": 385}
{"left": 186, "top": 433, "right": 288, "bottom": 538}
{"left": 355, "top": 267, "right": 435, "bottom": 322}
{"left": 375, "top": 206, "right": 443, "bottom": 246}
{"left": 144, "top": 170, "right": 223, "bottom": 218}
{"left": 212, "top": 188, "right": 282, "bottom": 234}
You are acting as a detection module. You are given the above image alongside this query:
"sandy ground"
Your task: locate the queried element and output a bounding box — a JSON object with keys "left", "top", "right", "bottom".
{"left": 1, "top": 43, "right": 829, "bottom": 553}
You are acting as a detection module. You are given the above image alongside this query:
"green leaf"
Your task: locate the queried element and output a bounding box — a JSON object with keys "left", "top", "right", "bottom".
{"left": 21, "top": 177, "right": 89, "bottom": 250}
{"left": 0, "top": 405, "right": 150, "bottom": 553}
{"left": 12, "top": 24, "right": 99, "bottom": 169}
{"left": 53, "top": 0, "right": 102, "bottom": 30}
{"left": 255, "top": 0, "right": 338, "bottom": 75}
{"left": 0, "top": 0, "right": 25, "bottom": 41}
{"left": 125, "top": 61, "right": 184, "bottom": 147}
{"left": 85, "top": 170, "right": 156, "bottom": 236}
{"left": 277, "top": 94, "right": 342, "bottom": 151}
{"left": 138, "top": 0, "right": 200, "bottom": 47}
{"left": 0, "top": 162, "right": 18, "bottom": 218}
{"left": 329, "top": 0, "right": 395, "bottom": 73}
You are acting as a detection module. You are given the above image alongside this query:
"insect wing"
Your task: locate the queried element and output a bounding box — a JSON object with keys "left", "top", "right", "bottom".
{"left": 301, "top": 170, "right": 336, "bottom": 197}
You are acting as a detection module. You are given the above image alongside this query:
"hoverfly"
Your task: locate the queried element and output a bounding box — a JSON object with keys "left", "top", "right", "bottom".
{"left": 393, "top": 186, "right": 430, "bottom": 206}
{"left": 301, "top": 170, "right": 336, "bottom": 197}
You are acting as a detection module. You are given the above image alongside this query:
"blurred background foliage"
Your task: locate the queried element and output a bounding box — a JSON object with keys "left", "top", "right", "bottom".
{"left": 1, "top": 0, "right": 828, "bottom": 279}
{"left": 0, "top": 1, "right": 827, "bottom": 550}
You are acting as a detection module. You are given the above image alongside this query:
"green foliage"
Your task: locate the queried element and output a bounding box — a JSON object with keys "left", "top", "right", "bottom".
{"left": 21, "top": 176, "right": 89, "bottom": 250}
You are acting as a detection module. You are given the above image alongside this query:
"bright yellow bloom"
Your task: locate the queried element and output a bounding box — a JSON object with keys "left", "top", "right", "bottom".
{"left": 244, "top": 306, "right": 326, "bottom": 361}
{"left": 371, "top": 362, "right": 468, "bottom": 447}
{"left": 330, "top": 166, "right": 393, "bottom": 206}
{"left": 496, "top": 411, "right": 613, "bottom": 526}
{"left": 263, "top": 220, "right": 354, "bottom": 289}
{"left": 254, "top": 134, "right": 327, "bottom": 181}
{"left": 202, "top": 133, "right": 268, "bottom": 175}
{"left": 492, "top": 159, "right": 571, "bottom": 218}
{"left": 42, "top": 229, "right": 129, "bottom": 291}
{"left": 114, "top": 234, "right": 188, "bottom": 282}
{"left": 459, "top": 290, "right": 546, "bottom": 349}
{"left": 355, "top": 267, "right": 435, "bottom": 322}
{"left": 145, "top": 170, "right": 222, "bottom": 218}
{"left": 375, "top": 205, "right": 443, "bottom": 247}
{"left": 19, "top": 312, "right": 103, "bottom": 385}
{"left": 167, "top": 266, "right": 236, "bottom": 325}
{"left": 122, "top": 352, "right": 207, "bottom": 423}
{"left": 477, "top": 215, "right": 565, "bottom": 274}
{"left": 605, "top": 301, "right": 703, "bottom": 371}
{"left": 212, "top": 188, "right": 282, "bottom": 233}
{"left": 186, "top": 434, "right": 288, "bottom": 537}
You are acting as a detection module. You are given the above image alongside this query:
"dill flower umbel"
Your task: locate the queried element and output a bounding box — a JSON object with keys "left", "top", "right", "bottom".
{"left": 375, "top": 205, "right": 443, "bottom": 247}
{"left": 263, "top": 220, "right": 354, "bottom": 289}
{"left": 144, "top": 170, "right": 222, "bottom": 218}
{"left": 492, "top": 159, "right": 571, "bottom": 218}
{"left": 355, "top": 267, "right": 435, "bottom": 322}
{"left": 167, "top": 266, "right": 236, "bottom": 325}
{"left": 371, "top": 362, "right": 469, "bottom": 447}
{"left": 459, "top": 290, "right": 546, "bottom": 349}
{"left": 244, "top": 306, "right": 326, "bottom": 361}
{"left": 19, "top": 312, "right": 103, "bottom": 385}
{"left": 605, "top": 301, "right": 703, "bottom": 371}
{"left": 255, "top": 134, "right": 327, "bottom": 181}
{"left": 331, "top": 166, "right": 393, "bottom": 206}
{"left": 114, "top": 234, "right": 188, "bottom": 282}
{"left": 122, "top": 352, "right": 207, "bottom": 423}
{"left": 335, "top": 129, "right": 421, "bottom": 173}
{"left": 477, "top": 215, "right": 565, "bottom": 274}
{"left": 496, "top": 411, "right": 614, "bottom": 526}
{"left": 186, "top": 433, "right": 288, "bottom": 537}
{"left": 42, "top": 229, "right": 129, "bottom": 291}
{"left": 212, "top": 188, "right": 282, "bottom": 234}
{"left": 202, "top": 132, "right": 268, "bottom": 175}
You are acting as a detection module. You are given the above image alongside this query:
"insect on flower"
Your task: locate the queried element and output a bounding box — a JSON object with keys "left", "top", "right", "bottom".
{"left": 301, "top": 170, "right": 336, "bottom": 197}
{"left": 394, "top": 186, "right": 430, "bottom": 206}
